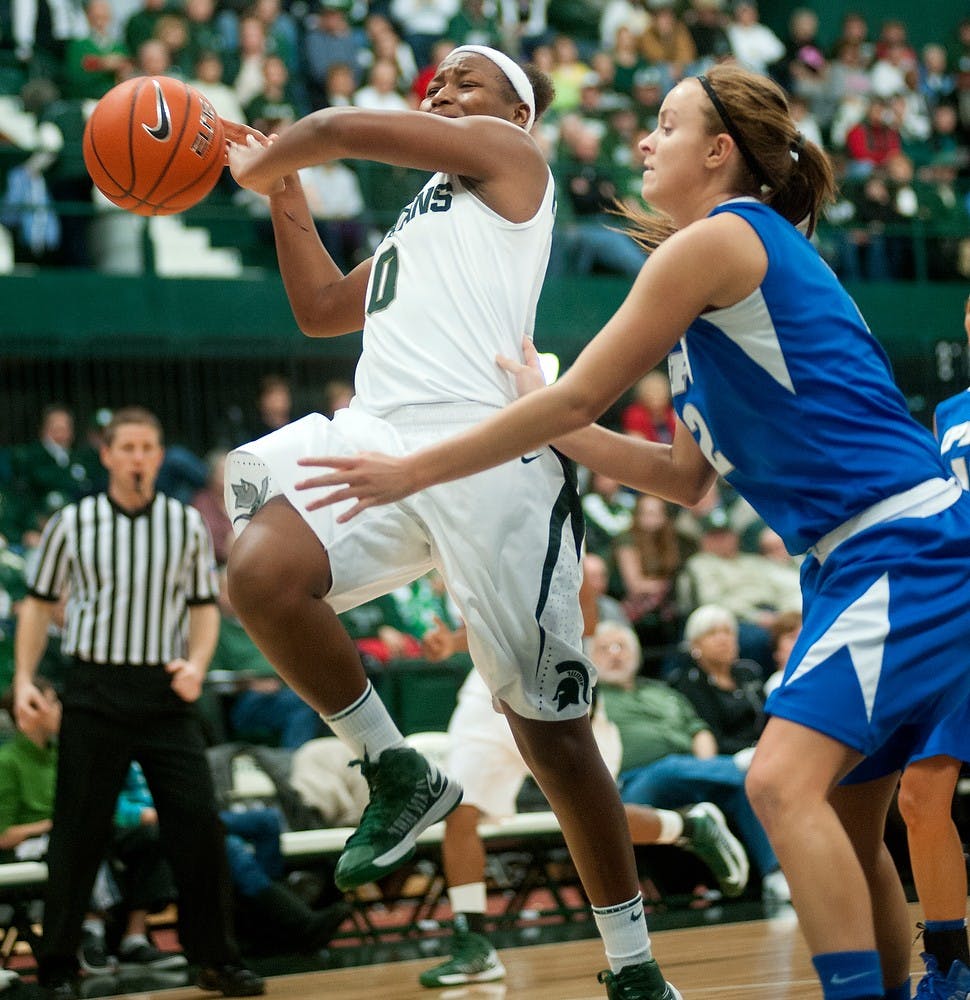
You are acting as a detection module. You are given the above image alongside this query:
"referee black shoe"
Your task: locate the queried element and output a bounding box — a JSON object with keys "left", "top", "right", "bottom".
{"left": 44, "top": 976, "right": 78, "bottom": 1000}
{"left": 118, "top": 938, "right": 188, "bottom": 971}
{"left": 196, "top": 964, "right": 265, "bottom": 997}
{"left": 78, "top": 928, "right": 116, "bottom": 975}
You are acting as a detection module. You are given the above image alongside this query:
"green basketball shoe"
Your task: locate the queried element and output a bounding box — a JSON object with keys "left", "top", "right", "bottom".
{"left": 598, "top": 960, "right": 683, "bottom": 1000}
{"left": 419, "top": 929, "right": 506, "bottom": 988}
{"left": 334, "top": 746, "right": 463, "bottom": 892}
{"left": 680, "top": 801, "right": 749, "bottom": 898}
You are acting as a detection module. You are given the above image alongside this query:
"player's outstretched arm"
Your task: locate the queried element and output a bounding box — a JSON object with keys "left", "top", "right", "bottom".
{"left": 228, "top": 107, "right": 543, "bottom": 202}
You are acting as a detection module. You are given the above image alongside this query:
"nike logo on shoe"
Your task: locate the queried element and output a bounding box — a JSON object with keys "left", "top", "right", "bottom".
{"left": 426, "top": 768, "right": 446, "bottom": 797}
{"left": 143, "top": 80, "right": 172, "bottom": 141}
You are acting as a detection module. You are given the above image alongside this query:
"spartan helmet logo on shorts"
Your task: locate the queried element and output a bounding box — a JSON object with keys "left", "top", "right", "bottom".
{"left": 230, "top": 476, "right": 270, "bottom": 524}
{"left": 553, "top": 661, "right": 591, "bottom": 712}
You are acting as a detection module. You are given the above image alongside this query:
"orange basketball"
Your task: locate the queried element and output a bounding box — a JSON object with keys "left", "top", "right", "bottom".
{"left": 83, "top": 76, "right": 226, "bottom": 216}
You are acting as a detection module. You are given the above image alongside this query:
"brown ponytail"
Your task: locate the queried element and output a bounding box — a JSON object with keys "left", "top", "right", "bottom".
{"left": 620, "top": 64, "right": 836, "bottom": 252}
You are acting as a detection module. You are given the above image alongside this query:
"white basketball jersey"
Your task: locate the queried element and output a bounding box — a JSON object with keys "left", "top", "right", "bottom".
{"left": 354, "top": 168, "right": 556, "bottom": 415}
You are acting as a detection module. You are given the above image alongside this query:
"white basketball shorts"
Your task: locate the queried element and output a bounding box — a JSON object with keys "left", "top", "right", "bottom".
{"left": 226, "top": 402, "right": 595, "bottom": 722}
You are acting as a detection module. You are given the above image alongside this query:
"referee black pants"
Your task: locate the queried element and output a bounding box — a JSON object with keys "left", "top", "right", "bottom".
{"left": 37, "top": 662, "right": 241, "bottom": 982}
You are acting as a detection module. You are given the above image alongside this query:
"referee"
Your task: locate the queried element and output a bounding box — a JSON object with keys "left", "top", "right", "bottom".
{"left": 14, "top": 407, "right": 264, "bottom": 1000}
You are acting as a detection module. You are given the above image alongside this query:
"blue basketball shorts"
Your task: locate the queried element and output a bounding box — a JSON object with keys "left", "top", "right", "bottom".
{"left": 766, "top": 488, "right": 970, "bottom": 781}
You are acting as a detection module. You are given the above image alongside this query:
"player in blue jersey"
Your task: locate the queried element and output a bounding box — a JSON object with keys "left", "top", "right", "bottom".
{"left": 297, "top": 65, "right": 970, "bottom": 1000}
{"left": 893, "top": 293, "right": 970, "bottom": 1000}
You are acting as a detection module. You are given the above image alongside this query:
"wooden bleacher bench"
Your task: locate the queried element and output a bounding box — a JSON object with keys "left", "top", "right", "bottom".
{"left": 0, "top": 728, "right": 587, "bottom": 958}
{"left": 279, "top": 810, "right": 585, "bottom": 941}
{"left": 0, "top": 811, "right": 585, "bottom": 962}
{"left": 0, "top": 815, "right": 572, "bottom": 892}
{"left": 278, "top": 810, "right": 565, "bottom": 862}
{"left": 0, "top": 862, "right": 47, "bottom": 893}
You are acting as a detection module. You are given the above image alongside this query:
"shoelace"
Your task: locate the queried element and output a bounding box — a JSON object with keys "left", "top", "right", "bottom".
{"left": 597, "top": 969, "right": 635, "bottom": 998}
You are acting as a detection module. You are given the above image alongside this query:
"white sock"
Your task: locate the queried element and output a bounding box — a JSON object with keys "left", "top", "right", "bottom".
{"left": 653, "top": 809, "right": 685, "bottom": 845}
{"left": 81, "top": 917, "right": 104, "bottom": 938}
{"left": 592, "top": 893, "right": 652, "bottom": 973}
{"left": 322, "top": 681, "right": 405, "bottom": 760}
{"left": 121, "top": 933, "right": 148, "bottom": 951}
{"left": 448, "top": 882, "right": 487, "bottom": 916}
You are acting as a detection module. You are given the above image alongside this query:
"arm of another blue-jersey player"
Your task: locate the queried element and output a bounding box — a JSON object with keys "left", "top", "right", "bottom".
{"left": 496, "top": 338, "right": 717, "bottom": 507}
{"left": 553, "top": 420, "right": 716, "bottom": 508}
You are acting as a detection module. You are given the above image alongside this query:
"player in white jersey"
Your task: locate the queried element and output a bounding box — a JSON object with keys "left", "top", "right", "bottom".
{"left": 297, "top": 65, "right": 970, "bottom": 1000}
{"left": 892, "top": 293, "right": 970, "bottom": 1000}
{"left": 224, "top": 46, "right": 679, "bottom": 1000}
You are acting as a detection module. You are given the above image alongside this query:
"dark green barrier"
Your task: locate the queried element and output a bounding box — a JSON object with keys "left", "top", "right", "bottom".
{"left": 0, "top": 273, "right": 967, "bottom": 447}
{"left": 377, "top": 655, "right": 473, "bottom": 736}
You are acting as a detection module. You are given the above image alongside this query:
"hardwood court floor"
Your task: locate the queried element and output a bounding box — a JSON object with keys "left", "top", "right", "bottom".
{"left": 124, "top": 903, "right": 935, "bottom": 1000}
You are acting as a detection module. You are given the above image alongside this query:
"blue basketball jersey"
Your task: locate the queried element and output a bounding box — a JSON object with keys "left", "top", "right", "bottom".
{"left": 934, "top": 388, "right": 970, "bottom": 490}
{"left": 668, "top": 198, "right": 947, "bottom": 555}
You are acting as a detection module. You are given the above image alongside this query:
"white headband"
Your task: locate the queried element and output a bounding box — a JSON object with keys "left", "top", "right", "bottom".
{"left": 450, "top": 45, "right": 536, "bottom": 130}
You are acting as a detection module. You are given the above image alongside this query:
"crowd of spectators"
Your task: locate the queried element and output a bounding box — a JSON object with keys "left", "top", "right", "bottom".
{"left": 0, "top": 0, "right": 967, "bottom": 279}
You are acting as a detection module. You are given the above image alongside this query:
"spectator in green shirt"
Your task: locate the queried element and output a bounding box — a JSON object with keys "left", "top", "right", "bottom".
{"left": 594, "top": 622, "right": 788, "bottom": 902}
{"left": 62, "top": 0, "right": 131, "bottom": 102}
{"left": 0, "top": 676, "right": 58, "bottom": 857}
{"left": 0, "top": 677, "right": 186, "bottom": 976}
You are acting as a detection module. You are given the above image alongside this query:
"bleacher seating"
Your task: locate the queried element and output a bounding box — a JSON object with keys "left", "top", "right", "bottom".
{"left": 0, "top": 729, "right": 588, "bottom": 967}
{"left": 0, "top": 813, "right": 585, "bottom": 964}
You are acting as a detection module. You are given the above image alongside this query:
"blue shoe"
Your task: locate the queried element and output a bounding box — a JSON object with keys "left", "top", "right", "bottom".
{"left": 334, "top": 747, "right": 463, "bottom": 891}
{"left": 915, "top": 953, "right": 970, "bottom": 1000}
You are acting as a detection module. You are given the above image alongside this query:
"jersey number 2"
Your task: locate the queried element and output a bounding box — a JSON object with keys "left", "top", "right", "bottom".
{"left": 367, "top": 245, "right": 399, "bottom": 314}
{"left": 681, "top": 403, "right": 735, "bottom": 476}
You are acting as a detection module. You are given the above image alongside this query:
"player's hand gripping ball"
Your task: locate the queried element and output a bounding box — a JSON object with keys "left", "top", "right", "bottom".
{"left": 83, "top": 76, "right": 225, "bottom": 216}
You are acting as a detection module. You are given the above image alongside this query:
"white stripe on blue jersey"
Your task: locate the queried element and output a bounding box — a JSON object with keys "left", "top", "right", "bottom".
{"left": 28, "top": 492, "right": 218, "bottom": 665}
{"left": 669, "top": 198, "right": 947, "bottom": 555}
{"left": 935, "top": 388, "right": 970, "bottom": 491}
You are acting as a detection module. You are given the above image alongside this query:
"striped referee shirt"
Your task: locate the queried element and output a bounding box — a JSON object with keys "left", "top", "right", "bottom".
{"left": 27, "top": 492, "right": 219, "bottom": 667}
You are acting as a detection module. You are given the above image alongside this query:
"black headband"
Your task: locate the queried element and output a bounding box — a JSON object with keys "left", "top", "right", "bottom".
{"left": 695, "top": 74, "right": 771, "bottom": 188}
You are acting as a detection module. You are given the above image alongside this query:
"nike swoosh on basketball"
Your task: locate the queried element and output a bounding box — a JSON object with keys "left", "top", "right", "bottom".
{"left": 520, "top": 453, "right": 542, "bottom": 464}
{"left": 143, "top": 80, "right": 172, "bottom": 141}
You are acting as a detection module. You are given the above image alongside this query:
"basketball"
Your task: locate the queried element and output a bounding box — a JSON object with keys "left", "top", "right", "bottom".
{"left": 83, "top": 76, "right": 225, "bottom": 217}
